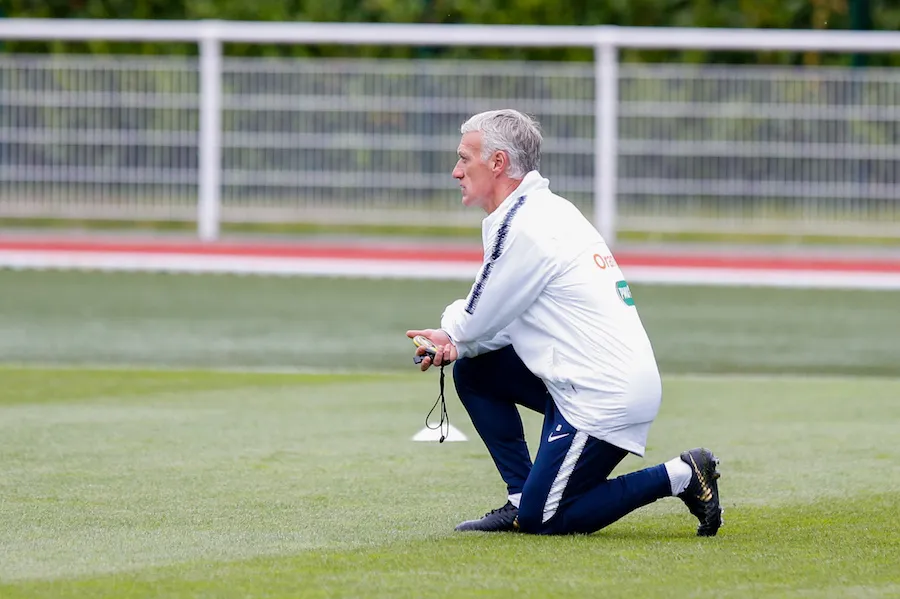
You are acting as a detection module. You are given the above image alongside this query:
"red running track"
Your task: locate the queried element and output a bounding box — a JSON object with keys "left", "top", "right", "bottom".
{"left": 2, "top": 237, "right": 900, "bottom": 273}
{"left": 2, "top": 237, "right": 900, "bottom": 289}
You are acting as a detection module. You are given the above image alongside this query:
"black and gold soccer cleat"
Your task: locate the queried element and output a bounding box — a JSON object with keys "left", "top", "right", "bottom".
{"left": 678, "top": 448, "right": 724, "bottom": 537}
{"left": 454, "top": 501, "right": 519, "bottom": 532}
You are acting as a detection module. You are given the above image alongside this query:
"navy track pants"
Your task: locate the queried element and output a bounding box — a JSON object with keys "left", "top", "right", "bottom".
{"left": 453, "top": 345, "right": 671, "bottom": 535}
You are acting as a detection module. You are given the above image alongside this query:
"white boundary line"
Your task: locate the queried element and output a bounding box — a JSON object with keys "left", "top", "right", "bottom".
{"left": 3, "top": 249, "right": 900, "bottom": 289}
{"left": 0, "top": 251, "right": 481, "bottom": 280}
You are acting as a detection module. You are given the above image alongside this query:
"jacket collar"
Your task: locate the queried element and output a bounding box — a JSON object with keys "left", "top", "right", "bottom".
{"left": 484, "top": 170, "right": 548, "bottom": 227}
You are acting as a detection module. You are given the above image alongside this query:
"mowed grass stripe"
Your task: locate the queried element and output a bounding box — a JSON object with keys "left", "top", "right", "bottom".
{"left": 0, "top": 366, "right": 403, "bottom": 406}
{"left": 1, "top": 270, "right": 898, "bottom": 376}
{"left": 1, "top": 367, "right": 898, "bottom": 597}
{"left": 2, "top": 496, "right": 898, "bottom": 599}
{"left": 4, "top": 362, "right": 900, "bottom": 385}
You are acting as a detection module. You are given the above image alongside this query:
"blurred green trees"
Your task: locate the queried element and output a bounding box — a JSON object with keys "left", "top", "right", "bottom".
{"left": 2, "top": 0, "right": 899, "bottom": 63}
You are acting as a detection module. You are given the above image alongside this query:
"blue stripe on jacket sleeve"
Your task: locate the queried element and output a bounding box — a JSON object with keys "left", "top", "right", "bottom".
{"left": 465, "top": 195, "right": 527, "bottom": 315}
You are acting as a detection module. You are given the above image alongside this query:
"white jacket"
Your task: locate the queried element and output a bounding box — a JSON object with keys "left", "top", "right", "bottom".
{"left": 441, "top": 171, "right": 662, "bottom": 456}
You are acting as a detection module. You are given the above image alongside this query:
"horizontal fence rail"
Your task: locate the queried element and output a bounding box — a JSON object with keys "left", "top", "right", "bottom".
{"left": 2, "top": 20, "right": 900, "bottom": 242}
{"left": 0, "top": 56, "right": 200, "bottom": 222}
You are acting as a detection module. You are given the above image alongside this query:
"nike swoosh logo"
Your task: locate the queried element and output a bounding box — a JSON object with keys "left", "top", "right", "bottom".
{"left": 547, "top": 433, "right": 570, "bottom": 442}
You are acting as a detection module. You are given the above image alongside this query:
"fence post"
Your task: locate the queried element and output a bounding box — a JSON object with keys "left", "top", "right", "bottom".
{"left": 594, "top": 40, "right": 618, "bottom": 247}
{"left": 198, "top": 27, "right": 222, "bottom": 242}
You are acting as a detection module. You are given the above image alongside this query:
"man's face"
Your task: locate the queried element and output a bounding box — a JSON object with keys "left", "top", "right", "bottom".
{"left": 452, "top": 131, "right": 495, "bottom": 210}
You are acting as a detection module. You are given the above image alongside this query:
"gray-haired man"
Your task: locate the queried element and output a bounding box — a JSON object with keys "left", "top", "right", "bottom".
{"left": 407, "top": 109, "right": 723, "bottom": 536}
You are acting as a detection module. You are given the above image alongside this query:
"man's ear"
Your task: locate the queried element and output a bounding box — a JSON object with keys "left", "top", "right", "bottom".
{"left": 491, "top": 150, "right": 508, "bottom": 176}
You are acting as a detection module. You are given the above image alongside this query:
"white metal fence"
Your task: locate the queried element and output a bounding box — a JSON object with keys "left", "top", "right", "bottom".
{"left": 0, "top": 56, "right": 199, "bottom": 221}
{"left": 219, "top": 58, "right": 597, "bottom": 229}
{"left": 1, "top": 20, "right": 900, "bottom": 243}
{"left": 619, "top": 64, "right": 900, "bottom": 236}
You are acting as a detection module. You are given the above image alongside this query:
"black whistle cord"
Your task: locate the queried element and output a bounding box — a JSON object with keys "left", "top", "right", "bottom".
{"left": 424, "top": 364, "right": 450, "bottom": 443}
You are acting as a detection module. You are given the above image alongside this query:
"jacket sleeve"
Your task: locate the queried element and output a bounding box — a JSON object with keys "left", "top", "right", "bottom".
{"left": 440, "top": 222, "right": 556, "bottom": 359}
{"left": 440, "top": 300, "right": 511, "bottom": 358}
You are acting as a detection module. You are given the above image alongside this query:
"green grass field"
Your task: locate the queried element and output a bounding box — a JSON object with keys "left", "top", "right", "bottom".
{"left": 1, "top": 271, "right": 899, "bottom": 598}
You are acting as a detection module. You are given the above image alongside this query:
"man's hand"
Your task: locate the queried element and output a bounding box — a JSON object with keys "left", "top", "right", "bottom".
{"left": 406, "top": 328, "right": 459, "bottom": 371}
